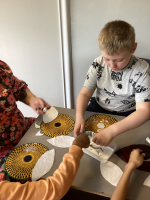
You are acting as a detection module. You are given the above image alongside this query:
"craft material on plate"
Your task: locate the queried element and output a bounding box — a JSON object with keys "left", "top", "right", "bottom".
{"left": 36, "top": 130, "right": 44, "bottom": 136}
{"left": 32, "top": 149, "right": 55, "bottom": 181}
{"left": 83, "top": 131, "right": 117, "bottom": 163}
{"left": 47, "top": 135, "right": 75, "bottom": 148}
{"left": 97, "top": 123, "right": 105, "bottom": 129}
{"left": 41, "top": 114, "right": 74, "bottom": 137}
{"left": 43, "top": 106, "right": 58, "bottom": 123}
{"left": 146, "top": 137, "right": 150, "bottom": 144}
{"left": 143, "top": 175, "right": 150, "bottom": 187}
{"left": 43, "top": 107, "right": 47, "bottom": 113}
{"left": 115, "top": 144, "right": 150, "bottom": 172}
{"left": 5, "top": 143, "right": 49, "bottom": 180}
{"left": 100, "top": 161, "right": 123, "bottom": 186}
{"left": 35, "top": 122, "right": 40, "bottom": 129}
{"left": 85, "top": 114, "right": 117, "bottom": 133}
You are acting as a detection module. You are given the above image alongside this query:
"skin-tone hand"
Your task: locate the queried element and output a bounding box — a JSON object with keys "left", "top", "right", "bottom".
{"left": 29, "top": 97, "right": 50, "bottom": 115}
{"left": 73, "top": 133, "right": 90, "bottom": 149}
{"left": 93, "top": 101, "right": 150, "bottom": 146}
{"left": 111, "top": 149, "right": 145, "bottom": 200}
{"left": 74, "top": 87, "right": 95, "bottom": 138}
{"left": 21, "top": 88, "right": 50, "bottom": 115}
{"left": 74, "top": 117, "right": 85, "bottom": 138}
{"left": 127, "top": 148, "right": 145, "bottom": 170}
{"left": 92, "top": 126, "right": 114, "bottom": 146}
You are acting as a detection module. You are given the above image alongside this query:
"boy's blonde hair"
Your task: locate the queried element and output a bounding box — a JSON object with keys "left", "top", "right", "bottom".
{"left": 98, "top": 20, "right": 135, "bottom": 54}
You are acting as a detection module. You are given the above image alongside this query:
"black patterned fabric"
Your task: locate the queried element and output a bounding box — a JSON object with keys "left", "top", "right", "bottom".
{"left": 115, "top": 144, "right": 150, "bottom": 172}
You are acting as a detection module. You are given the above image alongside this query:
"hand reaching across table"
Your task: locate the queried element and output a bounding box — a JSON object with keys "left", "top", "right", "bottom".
{"left": 0, "top": 133, "right": 90, "bottom": 200}
{"left": 74, "top": 116, "right": 85, "bottom": 138}
{"left": 111, "top": 149, "right": 145, "bottom": 200}
{"left": 92, "top": 126, "right": 115, "bottom": 146}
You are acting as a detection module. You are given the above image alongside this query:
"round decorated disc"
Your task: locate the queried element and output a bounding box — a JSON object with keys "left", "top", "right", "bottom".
{"left": 5, "top": 143, "right": 48, "bottom": 180}
{"left": 40, "top": 114, "right": 75, "bottom": 137}
{"left": 85, "top": 114, "right": 117, "bottom": 133}
{"left": 115, "top": 144, "right": 150, "bottom": 172}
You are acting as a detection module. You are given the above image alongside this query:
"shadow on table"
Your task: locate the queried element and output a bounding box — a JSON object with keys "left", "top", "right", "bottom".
{"left": 61, "top": 188, "right": 110, "bottom": 200}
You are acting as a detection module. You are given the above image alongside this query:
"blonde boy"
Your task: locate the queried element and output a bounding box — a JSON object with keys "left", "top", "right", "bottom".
{"left": 74, "top": 20, "right": 150, "bottom": 146}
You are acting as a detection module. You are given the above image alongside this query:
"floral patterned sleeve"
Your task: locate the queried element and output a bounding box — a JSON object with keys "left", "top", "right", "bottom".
{"left": 0, "top": 61, "right": 28, "bottom": 101}
{"left": 0, "top": 60, "right": 35, "bottom": 169}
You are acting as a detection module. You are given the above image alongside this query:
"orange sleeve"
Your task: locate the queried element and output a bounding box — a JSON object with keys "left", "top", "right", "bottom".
{"left": 0, "top": 145, "right": 83, "bottom": 200}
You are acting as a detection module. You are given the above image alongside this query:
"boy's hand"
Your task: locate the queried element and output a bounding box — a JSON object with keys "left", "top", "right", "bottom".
{"left": 74, "top": 117, "right": 85, "bottom": 138}
{"left": 73, "top": 133, "right": 90, "bottom": 148}
{"left": 127, "top": 149, "right": 145, "bottom": 170}
{"left": 92, "top": 127, "right": 114, "bottom": 146}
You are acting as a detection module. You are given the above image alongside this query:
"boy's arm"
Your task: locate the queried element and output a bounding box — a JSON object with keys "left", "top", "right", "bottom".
{"left": 74, "top": 87, "right": 95, "bottom": 137}
{"left": 113, "top": 101, "right": 150, "bottom": 136}
{"left": 111, "top": 149, "right": 145, "bottom": 200}
{"left": 0, "top": 134, "right": 90, "bottom": 200}
{"left": 93, "top": 101, "right": 150, "bottom": 146}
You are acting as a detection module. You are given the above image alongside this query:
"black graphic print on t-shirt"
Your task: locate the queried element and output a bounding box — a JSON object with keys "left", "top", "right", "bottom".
{"left": 92, "top": 62, "right": 104, "bottom": 79}
{"left": 87, "top": 73, "right": 89, "bottom": 80}
{"left": 128, "top": 102, "right": 136, "bottom": 108}
{"left": 135, "top": 72, "right": 143, "bottom": 77}
{"left": 111, "top": 70, "right": 123, "bottom": 81}
{"left": 96, "top": 96, "right": 99, "bottom": 102}
{"left": 116, "top": 83, "right": 123, "bottom": 90}
{"left": 92, "top": 62, "right": 100, "bottom": 69}
{"left": 135, "top": 85, "right": 148, "bottom": 93}
{"left": 104, "top": 88, "right": 117, "bottom": 97}
{"left": 128, "top": 94, "right": 135, "bottom": 99}
{"left": 127, "top": 57, "right": 138, "bottom": 69}
{"left": 129, "top": 79, "right": 136, "bottom": 87}
{"left": 97, "top": 66, "right": 104, "bottom": 79}
{"left": 105, "top": 98, "right": 110, "bottom": 104}
{"left": 121, "top": 100, "right": 130, "bottom": 105}
{"left": 144, "top": 98, "right": 150, "bottom": 102}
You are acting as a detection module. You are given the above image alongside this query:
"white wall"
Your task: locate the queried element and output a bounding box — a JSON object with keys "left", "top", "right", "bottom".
{"left": 1, "top": 0, "right": 150, "bottom": 113}
{"left": 0, "top": 0, "right": 65, "bottom": 117}
{"left": 70, "top": 0, "right": 150, "bottom": 107}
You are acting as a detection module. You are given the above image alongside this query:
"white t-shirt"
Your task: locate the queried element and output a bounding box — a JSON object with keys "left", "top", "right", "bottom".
{"left": 84, "top": 55, "right": 150, "bottom": 112}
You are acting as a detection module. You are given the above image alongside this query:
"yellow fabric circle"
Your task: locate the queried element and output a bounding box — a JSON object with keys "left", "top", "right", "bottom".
{"left": 40, "top": 114, "right": 75, "bottom": 137}
{"left": 5, "top": 143, "right": 48, "bottom": 180}
{"left": 85, "top": 114, "right": 117, "bottom": 133}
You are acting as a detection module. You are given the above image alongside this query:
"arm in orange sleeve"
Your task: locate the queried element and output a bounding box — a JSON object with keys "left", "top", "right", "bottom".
{"left": 0, "top": 145, "right": 83, "bottom": 200}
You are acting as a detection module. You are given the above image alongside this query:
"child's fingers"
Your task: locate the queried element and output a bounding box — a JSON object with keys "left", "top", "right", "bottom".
{"left": 74, "top": 126, "right": 80, "bottom": 138}
{"left": 141, "top": 153, "right": 146, "bottom": 157}
{"left": 92, "top": 135, "right": 96, "bottom": 143}
{"left": 92, "top": 136, "right": 100, "bottom": 145}
{"left": 80, "top": 125, "right": 85, "bottom": 133}
{"left": 74, "top": 131, "right": 79, "bottom": 138}
{"left": 137, "top": 149, "right": 142, "bottom": 153}
{"left": 134, "top": 149, "right": 145, "bottom": 158}
{"left": 131, "top": 148, "right": 142, "bottom": 155}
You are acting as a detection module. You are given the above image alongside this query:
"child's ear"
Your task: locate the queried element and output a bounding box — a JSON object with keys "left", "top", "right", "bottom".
{"left": 132, "top": 43, "right": 137, "bottom": 53}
